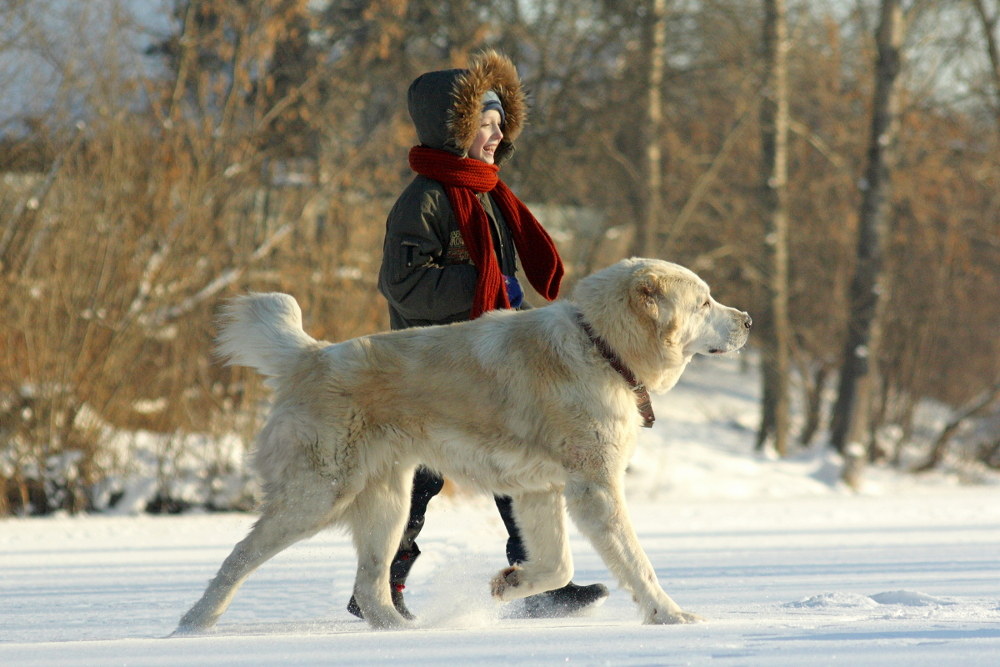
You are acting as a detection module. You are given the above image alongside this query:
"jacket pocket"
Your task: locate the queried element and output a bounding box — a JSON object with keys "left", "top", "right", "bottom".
{"left": 397, "top": 233, "right": 442, "bottom": 269}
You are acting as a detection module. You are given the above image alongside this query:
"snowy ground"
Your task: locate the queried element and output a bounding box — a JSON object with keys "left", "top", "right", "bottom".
{"left": 2, "top": 356, "right": 999, "bottom": 665}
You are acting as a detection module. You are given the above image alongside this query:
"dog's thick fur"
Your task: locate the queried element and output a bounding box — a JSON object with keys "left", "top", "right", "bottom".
{"left": 176, "top": 258, "right": 751, "bottom": 631}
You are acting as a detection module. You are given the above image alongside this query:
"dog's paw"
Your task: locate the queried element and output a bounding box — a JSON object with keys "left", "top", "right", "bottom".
{"left": 170, "top": 624, "right": 207, "bottom": 637}
{"left": 646, "top": 607, "right": 705, "bottom": 625}
{"left": 173, "top": 612, "right": 216, "bottom": 635}
{"left": 490, "top": 566, "right": 522, "bottom": 599}
{"left": 364, "top": 609, "right": 413, "bottom": 630}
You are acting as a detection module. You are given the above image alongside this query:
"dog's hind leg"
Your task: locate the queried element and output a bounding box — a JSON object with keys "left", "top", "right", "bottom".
{"left": 490, "top": 490, "right": 573, "bottom": 601}
{"left": 345, "top": 466, "right": 414, "bottom": 629}
{"left": 175, "top": 476, "right": 342, "bottom": 634}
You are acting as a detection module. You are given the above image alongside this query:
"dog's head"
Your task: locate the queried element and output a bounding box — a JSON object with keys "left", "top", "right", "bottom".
{"left": 572, "top": 258, "right": 752, "bottom": 391}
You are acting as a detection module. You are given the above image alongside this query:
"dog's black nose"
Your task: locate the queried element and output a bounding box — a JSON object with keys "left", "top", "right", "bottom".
{"left": 744, "top": 314, "right": 753, "bottom": 329}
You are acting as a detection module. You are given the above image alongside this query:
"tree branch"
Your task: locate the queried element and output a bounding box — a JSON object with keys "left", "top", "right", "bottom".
{"left": 138, "top": 222, "right": 293, "bottom": 329}
{"left": 913, "top": 381, "right": 1000, "bottom": 472}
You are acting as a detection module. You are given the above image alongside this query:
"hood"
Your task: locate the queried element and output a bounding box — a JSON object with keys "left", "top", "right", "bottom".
{"left": 407, "top": 50, "right": 526, "bottom": 166}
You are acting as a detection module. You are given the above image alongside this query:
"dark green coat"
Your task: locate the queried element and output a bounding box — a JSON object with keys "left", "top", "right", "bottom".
{"left": 378, "top": 52, "right": 527, "bottom": 330}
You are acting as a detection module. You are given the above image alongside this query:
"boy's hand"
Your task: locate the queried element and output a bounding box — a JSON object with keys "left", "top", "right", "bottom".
{"left": 504, "top": 275, "right": 524, "bottom": 309}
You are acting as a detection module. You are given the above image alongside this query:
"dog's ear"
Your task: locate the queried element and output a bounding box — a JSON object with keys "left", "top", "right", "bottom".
{"left": 631, "top": 273, "right": 679, "bottom": 344}
{"left": 630, "top": 273, "right": 660, "bottom": 314}
{"left": 636, "top": 277, "right": 659, "bottom": 302}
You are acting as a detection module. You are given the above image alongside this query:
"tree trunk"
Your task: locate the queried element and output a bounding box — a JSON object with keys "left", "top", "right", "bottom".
{"left": 973, "top": 0, "right": 1000, "bottom": 131}
{"left": 798, "top": 364, "right": 830, "bottom": 447}
{"left": 632, "top": 0, "right": 667, "bottom": 256}
{"left": 756, "top": 0, "right": 792, "bottom": 456}
{"left": 830, "top": 0, "right": 905, "bottom": 486}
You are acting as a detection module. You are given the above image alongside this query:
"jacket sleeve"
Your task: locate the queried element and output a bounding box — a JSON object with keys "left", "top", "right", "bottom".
{"left": 378, "top": 181, "right": 478, "bottom": 324}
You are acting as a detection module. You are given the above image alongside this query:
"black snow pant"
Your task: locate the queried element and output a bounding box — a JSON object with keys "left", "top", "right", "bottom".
{"left": 388, "top": 466, "right": 526, "bottom": 586}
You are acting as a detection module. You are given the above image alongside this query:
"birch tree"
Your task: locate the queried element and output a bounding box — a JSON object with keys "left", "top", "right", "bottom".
{"left": 755, "top": 0, "right": 791, "bottom": 456}
{"left": 830, "top": 0, "right": 906, "bottom": 486}
{"left": 632, "top": 0, "right": 668, "bottom": 256}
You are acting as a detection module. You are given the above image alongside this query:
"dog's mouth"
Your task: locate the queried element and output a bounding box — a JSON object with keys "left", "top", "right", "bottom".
{"left": 708, "top": 338, "right": 748, "bottom": 355}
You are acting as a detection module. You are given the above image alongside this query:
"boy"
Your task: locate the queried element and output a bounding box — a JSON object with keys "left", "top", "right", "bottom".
{"left": 350, "top": 50, "right": 608, "bottom": 620}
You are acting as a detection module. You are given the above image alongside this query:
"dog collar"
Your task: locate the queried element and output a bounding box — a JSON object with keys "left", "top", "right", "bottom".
{"left": 575, "top": 312, "right": 655, "bottom": 428}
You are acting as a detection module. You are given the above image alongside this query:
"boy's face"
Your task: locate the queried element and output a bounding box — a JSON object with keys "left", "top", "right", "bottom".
{"left": 468, "top": 109, "right": 504, "bottom": 164}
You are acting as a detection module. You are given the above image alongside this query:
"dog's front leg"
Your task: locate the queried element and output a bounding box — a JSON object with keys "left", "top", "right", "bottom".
{"left": 490, "top": 490, "right": 573, "bottom": 602}
{"left": 564, "top": 478, "right": 702, "bottom": 624}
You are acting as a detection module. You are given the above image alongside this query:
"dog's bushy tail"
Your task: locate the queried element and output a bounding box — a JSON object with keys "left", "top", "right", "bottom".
{"left": 216, "top": 293, "right": 320, "bottom": 380}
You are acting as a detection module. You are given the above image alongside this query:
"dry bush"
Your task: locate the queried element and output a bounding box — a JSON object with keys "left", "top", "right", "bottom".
{"left": 0, "top": 107, "right": 388, "bottom": 513}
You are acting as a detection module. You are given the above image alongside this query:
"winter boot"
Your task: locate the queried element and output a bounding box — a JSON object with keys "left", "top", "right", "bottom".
{"left": 522, "top": 581, "right": 610, "bottom": 618}
{"left": 347, "top": 545, "right": 419, "bottom": 620}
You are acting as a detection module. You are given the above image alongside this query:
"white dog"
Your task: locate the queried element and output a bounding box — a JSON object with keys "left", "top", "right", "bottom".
{"left": 176, "top": 258, "right": 751, "bottom": 632}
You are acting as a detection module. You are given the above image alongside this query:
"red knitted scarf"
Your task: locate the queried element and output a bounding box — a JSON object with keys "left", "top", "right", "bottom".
{"left": 408, "top": 146, "right": 564, "bottom": 318}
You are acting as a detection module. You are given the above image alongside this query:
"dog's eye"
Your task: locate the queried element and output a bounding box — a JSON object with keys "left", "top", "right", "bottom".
{"left": 701, "top": 300, "right": 710, "bottom": 308}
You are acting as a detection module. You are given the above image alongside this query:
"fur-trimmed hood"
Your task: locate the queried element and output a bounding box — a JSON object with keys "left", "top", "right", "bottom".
{"left": 407, "top": 50, "right": 526, "bottom": 166}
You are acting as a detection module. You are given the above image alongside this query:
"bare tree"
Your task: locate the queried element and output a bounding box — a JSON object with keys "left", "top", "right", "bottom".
{"left": 755, "top": 0, "right": 791, "bottom": 456}
{"left": 632, "top": 0, "right": 667, "bottom": 256}
{"left": 973, "top": 0, "right": 1000, "bottom": 130}
{"left": 830, "top": 0, "right": 906, "bottom": 486}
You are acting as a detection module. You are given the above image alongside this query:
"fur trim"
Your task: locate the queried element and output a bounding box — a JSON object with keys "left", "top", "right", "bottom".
{"left": 449, "top": 50, "right": 526, "bottom": 165}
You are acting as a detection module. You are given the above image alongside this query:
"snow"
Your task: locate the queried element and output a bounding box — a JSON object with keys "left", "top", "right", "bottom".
{"left": 2, "top": 355, "right": 999, "bottom": 665}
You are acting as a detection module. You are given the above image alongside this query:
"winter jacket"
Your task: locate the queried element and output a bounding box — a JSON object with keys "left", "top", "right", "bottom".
{"left": 378, "top": 51, "right": 528, "bottom": 330}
